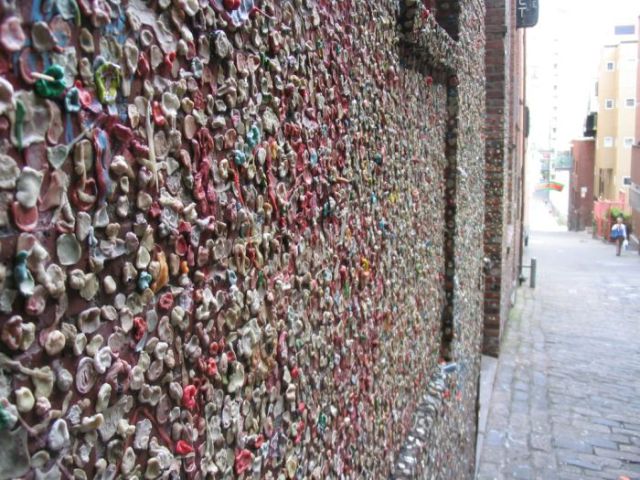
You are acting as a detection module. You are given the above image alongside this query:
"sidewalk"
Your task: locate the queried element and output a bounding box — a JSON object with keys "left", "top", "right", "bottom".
{"left": 476, "top": 228, "right": 640, "bottom": 480}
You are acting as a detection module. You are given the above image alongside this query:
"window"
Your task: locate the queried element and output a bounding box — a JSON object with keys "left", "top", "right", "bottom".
{"left": 434, "top": 0, "right": 460, "bottom": 40}
{"left": 606, "top": 61, "right": 615, "bottom": 71}
{"left": 614, "top": 25, "right": 635, "bottom": 35}
{"left": 623, "top": 176, "right": 632, "bottom": 186}
{"left": 604, "top": 137, "right": 614, "bottom": 147}
{"left": 623, "top": 137, "right": 634, "bottom": 148}
{"left": 605, "top": 99, "right": 615, "bottom": 109}
{"left": 625, "top": 98, "right": 636, "bottom": 107}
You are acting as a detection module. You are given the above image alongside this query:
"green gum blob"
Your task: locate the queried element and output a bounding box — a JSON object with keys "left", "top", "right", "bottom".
{"left": 14, "top": 100, "right": 25, "bottom": 150}
{"left": 137, "top": 271, "right": 153, "bottom": 292}
{"left": 95, "top": 62, "right": 121, "bottom": 104}
{"left": 14, "top": 250, "right": 35, "bottom": 297}
{"left": 34, "top": 64, "right": 67, "bottom": 99}
{"left": 246, "top": 125, "right": 261, "bottom": 148}
{"left": 0, "top": 404, "right": 12, "bottom": 430}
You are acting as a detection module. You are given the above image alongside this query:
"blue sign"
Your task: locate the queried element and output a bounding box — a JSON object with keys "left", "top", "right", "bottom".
{"left": 516, "top": 0, "right": 539, "bottom": 28}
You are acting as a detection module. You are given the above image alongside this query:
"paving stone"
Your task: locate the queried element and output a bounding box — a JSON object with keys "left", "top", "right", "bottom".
{"left": 509, "top": 412, "right": 531, "bottom": 431}
{"left": 529, "top": 433, "right": 552, "bottom": 452}
{"left": 561, "top": 457, "right": 602, "bottom": 471}
{"left": 489, "top": 415, "right": 510, "bottom": 430}
{"left": 552, "top": 425, "right": 586, "bottom": 450}
{"left": 558, "top": 464, "right": 595, "bottom": 476}
{"left": 622, "top": 420, "right": 640, "bottom": 430}
{"left": 511, "top": 401, "right": 529, "bottom": 414}
{"left": 573, "top": 406, "right": 603, "bottom": 417}
{"left": 476, "top": 461, "right": 500, "bottom": 476}
{"left": 554, "top": 472, "right": 587, "bottom": 480}
{"left": 565, "top": 452, "right": 624, "bottom": 470}
{"left": 550, "top": 415, "right": 573, "bottom": 426}
{"left": 620, "top": 444, "right": 640, "bottom": 454}
{"left": 600, "top": 471, "right": 640, "bottom": 480}
{"left": 485, "top": 430, "right": 506, "bottom": 447}
{"left": 506, "top": 431, "right": 530, "bottom": 449}
{"left": 530, "top": 393, "right": 548, "bottom": 406}
{"left": 480, "top": 445, "right": 507, "bottom": 464}
{"left": 510, "top": 464, "right": 534, "bottom": 479}
{"left": 504, "top": 445, "right": 531, "bottom": 463}
{"left": 491, "top": 390, "right": 511, "bottom": 403}
{"left": 534, "top": 469, "right": 559, "bottom": 480}
{"left": 572, "top": 419, "right": 612, "bottom": 434}
{"left": 530, "top": 450, "right": 554, "bottom": 466}
{"left": 491, "top": 404, "right": 511, "bottom": 418}
{"left": 610, "top": 433, "right": 633, "bottom": 445}
{"left": 583, "top": 435, "right": 620, "bottom": 450}
{"left": 592, "top": 419, "right": 624, "bottom": 428}
{"left": 594, "top": 447, "right": 640, "bottom": 463}
{"left": 476, "top": 473, "right": 504, "bottom": 480}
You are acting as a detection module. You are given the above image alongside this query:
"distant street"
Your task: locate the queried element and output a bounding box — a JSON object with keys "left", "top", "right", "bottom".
{"left": 477, "top": 204, "right": 640, "bottom": 479}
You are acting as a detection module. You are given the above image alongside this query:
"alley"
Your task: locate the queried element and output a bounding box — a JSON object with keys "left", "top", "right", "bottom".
{"left": 477, "top": 227, "right": 640, "bottom": 480}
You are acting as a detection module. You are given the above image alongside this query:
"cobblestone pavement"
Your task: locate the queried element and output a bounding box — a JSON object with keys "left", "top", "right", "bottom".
{"left": 477, "top": 230, "right": 640, "bottom": 480}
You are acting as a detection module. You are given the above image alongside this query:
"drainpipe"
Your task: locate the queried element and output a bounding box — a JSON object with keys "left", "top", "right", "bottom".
{"left": 518, "top": 30, "right": 527, "bottom": 281}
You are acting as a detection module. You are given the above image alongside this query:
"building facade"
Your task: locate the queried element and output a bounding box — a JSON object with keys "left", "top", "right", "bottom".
{"left": 594, "top": 27, "right": 638, "bottom": 204}
{"left": 483, "top": 0, "right": 528, "bottom": 356}
{"left": 569, "top": 139, "right": 596, "bottom": 231}
{"left": 630, "top": 17, "right": 640, "bottom": 249}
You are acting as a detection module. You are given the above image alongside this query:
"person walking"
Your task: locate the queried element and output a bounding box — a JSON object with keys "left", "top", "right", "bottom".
{"left": 611, "top": 216, "right": 628, "bottom": 256}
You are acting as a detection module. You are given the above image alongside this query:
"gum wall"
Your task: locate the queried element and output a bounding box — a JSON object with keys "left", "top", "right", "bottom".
{"left": 0, "top": 0, "right": 486, "bottom": 478}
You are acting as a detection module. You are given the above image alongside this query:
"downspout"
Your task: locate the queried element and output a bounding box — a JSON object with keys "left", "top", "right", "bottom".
{"left": 518, "top": 30, "right": 527, "bottom": 282}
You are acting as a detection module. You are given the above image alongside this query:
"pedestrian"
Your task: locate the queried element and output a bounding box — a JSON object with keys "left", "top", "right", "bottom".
{"left": 610, "top": 216, "right": 627, "bottom": 256}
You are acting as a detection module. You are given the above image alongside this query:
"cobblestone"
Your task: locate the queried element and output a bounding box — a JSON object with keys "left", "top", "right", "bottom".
{"left": 477, "top": 229, "right": 640, "bottom": 479}
{"left": 530, "top": 433, "right": 553, "bottom": 452}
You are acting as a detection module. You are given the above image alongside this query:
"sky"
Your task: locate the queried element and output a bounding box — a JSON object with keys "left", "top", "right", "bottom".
{"left": 526, "top": 0, "right": 640, "bottom": 152}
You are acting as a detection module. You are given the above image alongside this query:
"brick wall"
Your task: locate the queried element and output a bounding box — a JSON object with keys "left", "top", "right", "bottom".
{"left": 483, "top": 0, "right": 526, "bottom": 356}
{"left": 570, "top": 140, "right": 596, "bottom": 231}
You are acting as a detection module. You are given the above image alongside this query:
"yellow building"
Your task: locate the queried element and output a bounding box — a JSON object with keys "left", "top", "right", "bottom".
{"left": 594, "top": 27, "right": 638, "bottom": 205}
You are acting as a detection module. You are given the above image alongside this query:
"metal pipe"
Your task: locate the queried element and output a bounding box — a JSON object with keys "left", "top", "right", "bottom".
{"left": 530, "top": 257, "right": 537, "bottom": 288}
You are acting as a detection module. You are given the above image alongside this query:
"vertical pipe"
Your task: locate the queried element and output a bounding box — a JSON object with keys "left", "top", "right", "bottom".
{"left": 530, "top": 257, "right": 537, "bottom": 288}
{"left": 518, "top": 29, "right": 527, "bottom": 281}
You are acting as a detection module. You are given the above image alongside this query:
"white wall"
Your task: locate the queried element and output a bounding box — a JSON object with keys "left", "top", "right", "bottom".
{"left": 548, "top": 170, "right": 571, "bottom": 224}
